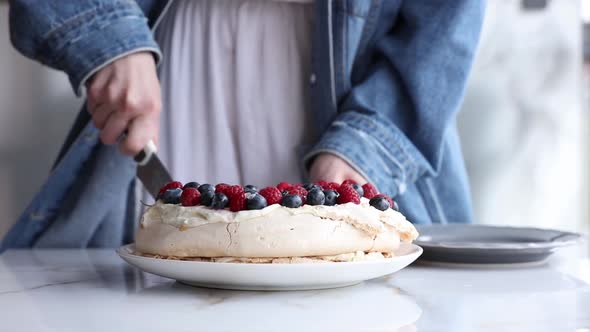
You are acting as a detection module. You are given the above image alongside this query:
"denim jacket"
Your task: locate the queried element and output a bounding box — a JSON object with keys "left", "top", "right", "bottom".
{"left": 1, "top": 0, "right": 484, "bottom": 250}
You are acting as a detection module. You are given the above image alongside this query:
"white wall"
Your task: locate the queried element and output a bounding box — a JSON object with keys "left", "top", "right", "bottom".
{"left": 0, "top": 3, "right": 80, "bottom": 238}
{"left": 458, "top": 0, "right": 588, "bottom": 233}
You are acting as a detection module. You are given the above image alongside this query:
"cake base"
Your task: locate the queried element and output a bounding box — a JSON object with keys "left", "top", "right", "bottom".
{"left": 136, "top": 250, "right": 394, "bottom": 264}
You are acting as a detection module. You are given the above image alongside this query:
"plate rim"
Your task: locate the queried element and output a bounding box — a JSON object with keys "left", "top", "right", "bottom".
{"left": 116, "top": 243, "right": 423, "bottom": 267}
{"left": 414, "top": 224, "right": 582, "bottom": 250}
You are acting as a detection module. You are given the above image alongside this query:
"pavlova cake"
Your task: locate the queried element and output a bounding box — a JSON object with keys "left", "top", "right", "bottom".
{"left": 135, "top": 180, "right": 418, "bottom": 263}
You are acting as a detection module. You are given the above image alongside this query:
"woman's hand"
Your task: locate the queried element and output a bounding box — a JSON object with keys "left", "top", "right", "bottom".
{"left": 309, "top": 153, "right": 368, "bottom": 185}
{"left": 86, "top": 52, "right": 161, "bottom": 156}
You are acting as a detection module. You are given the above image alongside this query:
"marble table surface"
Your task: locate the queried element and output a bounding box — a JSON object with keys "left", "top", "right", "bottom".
{"left": 0, "top": 244, "right": 589, "bottom": 332}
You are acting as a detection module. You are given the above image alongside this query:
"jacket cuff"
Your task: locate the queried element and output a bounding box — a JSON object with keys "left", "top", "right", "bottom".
{"left": 303, "top": 112, "right": 432, "bottom": 197}
{"left": 45, "top": 3, "right": 162, "bottom": 96}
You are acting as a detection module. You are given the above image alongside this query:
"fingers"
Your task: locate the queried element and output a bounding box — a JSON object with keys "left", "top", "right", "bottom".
{"left": 119, "top": 114, "right": 158, "bottom": 156}
{"left": 86, "top": 69, "right": 112, "bottom": 112}
{"left": 90, "top": 103, "right": 112, "bottom": 130}
{"left": 100, "top": 111, "right": 130, "bottom": 145}
{"left": 338, "top": 172, "right": 367, "bottom": 185}
{"left": 309, "top": 153, "right": 369, "bottom": 185}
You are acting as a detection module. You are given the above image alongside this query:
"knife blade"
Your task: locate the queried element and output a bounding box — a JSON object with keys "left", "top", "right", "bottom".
{"left": 134, "top": 140, "right": 172, "bottom": 199}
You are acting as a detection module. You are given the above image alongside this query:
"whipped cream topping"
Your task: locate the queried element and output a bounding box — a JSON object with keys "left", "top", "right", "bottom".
{"left": 142, "top": 198, "right": 418, "bottom": 241}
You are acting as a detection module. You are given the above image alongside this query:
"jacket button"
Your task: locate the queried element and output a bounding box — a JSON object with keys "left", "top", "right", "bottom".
{"left": 398, "top": 182, "right": 407, "bottom": 194}
{"left": 309, "top": 73, "right": 317, "bottom": 84}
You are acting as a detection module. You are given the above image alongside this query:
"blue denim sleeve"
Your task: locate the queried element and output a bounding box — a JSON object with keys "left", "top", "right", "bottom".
{"left": 305, "top": 1, "right": 485, "bottom": 197}
{"left": 9, "top": 0, "right": 162, "bottom": 96}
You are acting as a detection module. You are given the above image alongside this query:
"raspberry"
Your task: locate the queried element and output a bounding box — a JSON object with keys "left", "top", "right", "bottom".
{"left": 215, "top": 183, "right": 231, "bottom": 194}
{"left": 158, "top": 181, "right": 183, "bottom": 197}
{"left": 337, "top": 184, "right": 361, "bottom": 204}
{"left": 374, "top": 194, "right": 393, "bottom": 209}
{"left": 341, "top": 179, "right": 357, "bottom": 186}
{"left": 276, "top": 182, "right": 292, "bottom": 192}
{"left": 180, "top": 188, "right": 201, "bottom": 206}
{"left": 259, "top": 187, "right": 282, "bottom": 205}
{"left": 314, "top": 180, "right": 328, "bottom": 189}
{"left": 324, "top": 182, "right": 341, "bottom": 191}
{"left": 226, "top": 185, "right": 246, "bottom": 212}
{"left": 287, "top": 187, "right": 308, "bottom": 205}
{"left": 362, "top": 183, "right": 379, "bottom": 199}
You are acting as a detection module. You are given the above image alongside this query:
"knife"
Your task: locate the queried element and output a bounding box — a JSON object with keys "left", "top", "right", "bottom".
{"left": 133, "top": 139, "right": 172, "bottom": 199}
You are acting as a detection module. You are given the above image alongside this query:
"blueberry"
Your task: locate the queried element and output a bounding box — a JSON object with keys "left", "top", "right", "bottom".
{"left": 392, "top": 200, "right": 400, "bottom": 212}
{"left": 369, "top": 196, "right": 390, "bottom": 211}
{"left": 306, "top": 188, "right": 325, "bottom": 206}
{"left": 183, "top": 182, "right": 200, "bottom": 189}
{"left": 281, "top": 194, "right": 302, "bottom": 208}
{"left": 162, "top": 188, "right": 182, "bottom": 204}
{"left": 246, "top": 193, "right": 267, "bottom": 210}
{"left": 323, "top": 190, "right": 339, "bottom": 206}
{"left": 303, "top": 183, "right": 322, "bottom": 191}
{"left": 351, "top": 183, "right": 364, "bottom": 197}
{"left": 211, "top": 192, "right": 229, "bottom": 209}
{"left": 200, "top": 190, "right": 215, "bottom": 206}
{"left": 198, "top": 184, "right": 215, "bottom": 194}
{"left": 244, "top": 185, "right": 258, "bottom": 194}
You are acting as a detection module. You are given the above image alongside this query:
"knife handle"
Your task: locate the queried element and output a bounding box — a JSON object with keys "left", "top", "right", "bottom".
{"left": 133, "top": 139, "right": 157, "bottom": 166}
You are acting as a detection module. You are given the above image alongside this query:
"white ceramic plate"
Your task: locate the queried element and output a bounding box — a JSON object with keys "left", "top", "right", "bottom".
{"left": 415, "top": 224, "right": 581, "bottom": 265}
{"left": 116, "top": 243, "right": 422, "bottom": 291}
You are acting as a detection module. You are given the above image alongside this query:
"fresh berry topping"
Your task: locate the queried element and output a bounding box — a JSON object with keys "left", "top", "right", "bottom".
{"left": 244, "top": 185, "right": 258, "bottom": 194}
{"left": 374, "top": 194, "right": 394, "bottom": 209}
{"left": 246, "top": 193, "right": 267, "bottom": 210}
{"left": 362, "top": 183, "right": 379, "bottom": 199}
{"left": 341, "top": 179, "right": 357, "bottom": 186}
{"left": 215, "top": 183, "right": 231, "bottom": 194}
{"left": 281, "top": 194, "right": 303, "bottom": 208}
{"left": 351, "top": 183, "right": 364, "bottom": 197}
{"left": 306, "top": 188, "right": 325, "bottom": 206}
{"left": 276, "top": 182, "right": 292, "bottom": 192}
{"left": 211, "top": 192, "right": 229, "bottom": 209}
{"left": 259, "top": 187, "right": 283, "bottom": 206}
{"left": 198, "top": 184, "right": 215, "bottom": 194}
{"left": 314, "top": 180, "right": 329, "bottom": 188}
{"left": 226, "top": 185, "right": 246, "bottom": 212}
{"left": 323, "top": 189, "right": 339, "bottom": 206}
{"left": 183, "top": 182, "right": 200, "bottom": 190}
{"left": 158, "top": 181, "right": 183, "bottom": 197}
{"left": 287, "top": 187, "right": 308, "bottom": 204}
{"left": 200, "top": 190, "right": 215, "bottom": 206}
{"left": 337, "top": 184, "right": 361, "bottom": 204}
{"left": 180, "top": 188, "right": 201, "bottom": 206}
{"left": 324, "top": 182, "right": 341, "bottom": 191}
{"left": 392, "top": 200, "right": 400, "bottom": 211}
{"left": 162, "top": 188, "right": 182, "bottom": 204}
{"left": 369, "top": 196, "right": 390, "bottom": 211}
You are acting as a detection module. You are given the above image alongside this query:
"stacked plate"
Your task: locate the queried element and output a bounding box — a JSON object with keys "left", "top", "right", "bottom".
{"left": 414, "top": 224, "right": 581, "bottom": 266}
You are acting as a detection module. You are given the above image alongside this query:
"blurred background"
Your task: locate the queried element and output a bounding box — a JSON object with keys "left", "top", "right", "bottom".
{"left": 0, "top": 0, "right": 588, "bottom": 240}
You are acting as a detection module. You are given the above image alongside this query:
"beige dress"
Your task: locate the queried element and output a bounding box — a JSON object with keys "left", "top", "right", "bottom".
{"left": 154, "top": 0, "right": 314, "bottom": 188}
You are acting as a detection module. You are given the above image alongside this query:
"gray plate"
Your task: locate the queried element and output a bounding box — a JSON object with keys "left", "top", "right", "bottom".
{"left": 414, "top": 224, "right": 581, "bottom": 265}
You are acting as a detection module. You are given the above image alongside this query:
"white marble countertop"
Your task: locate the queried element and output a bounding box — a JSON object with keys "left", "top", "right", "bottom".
{"left": 1, "top": 244, "right": 589, "bottom": 332}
